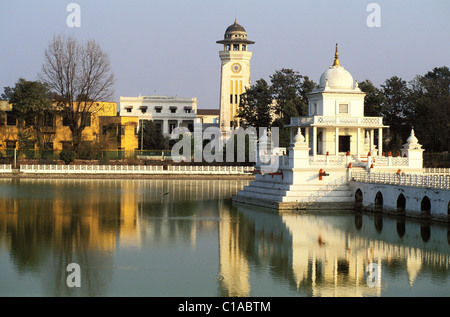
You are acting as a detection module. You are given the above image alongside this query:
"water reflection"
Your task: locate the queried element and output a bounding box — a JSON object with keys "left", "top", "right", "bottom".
{"left": 0, "top": 178, "right": 449, "bottom": 297}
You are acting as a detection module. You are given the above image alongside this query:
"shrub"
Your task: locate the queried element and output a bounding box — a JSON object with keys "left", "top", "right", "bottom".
{"left": 60, "top": 149, "right": 76, "bottom": 165}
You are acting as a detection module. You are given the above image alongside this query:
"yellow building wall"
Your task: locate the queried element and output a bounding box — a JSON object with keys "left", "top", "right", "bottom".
{"left": 98, "top": 116, "right": 139, "bottom": 152}
{"left": 0, "top": 101, "right": 120, "bottom": 151}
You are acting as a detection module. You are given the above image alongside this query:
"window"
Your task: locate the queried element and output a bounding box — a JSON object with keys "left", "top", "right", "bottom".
{"left": 43, "top": 142, "right": 54, "bottom": 150}
{"left": 312, "top": 103, "right": 318, "bottom": 115}
{"left": 44, "top": 113, "right": 55, "bottom": 127}
{"left": 61, "top": 141, "right": 72, "bottom": 150}
{"left": 82, "top": 113, "right": 91, "bottom": 127}
{"left": 6, "top": 112, "right": 16, "bottom": 126}
{"left": 62, "top": 113, "right": 70, "bottom": 126}
{"left": 125, "top": 106, "right": 132, "bottom": 113}
{"left": 233, "top": 44, "right": 239, "bottom": 51}
{"left": 242, "top": 45, "right": 246, "bottom": 51}
{"left": 184, "top": 108, "right": 191, "bottom": 113}
{"left": 230, "top": 94, "right": 233, "bottom": 104}
{"left": 155, "top": 107, "right": 162, "bottom": 113}
{"left": 339, "top": 103, "right": 349, "bottom": 114}
{"left": 169, "top": 121, "right": 177, "bottom": 134}
{"left": 6, "top": 141, "right": 16, "bottom": 149}
{"left": 170, "top": 107, "right": 177, "bottom": 114}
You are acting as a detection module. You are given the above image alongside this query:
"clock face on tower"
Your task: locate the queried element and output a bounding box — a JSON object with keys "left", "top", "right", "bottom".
{"left": 231, "top": 63, "right": 242, "bottom": 73}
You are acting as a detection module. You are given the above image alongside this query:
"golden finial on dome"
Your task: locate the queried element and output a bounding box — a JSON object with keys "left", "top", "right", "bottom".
{"left": 333, "top": 43, "right": 340, "bottom": 66}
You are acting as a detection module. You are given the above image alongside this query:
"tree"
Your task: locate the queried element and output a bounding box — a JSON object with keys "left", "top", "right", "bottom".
{"left": 7, "top": 78, "right": 53, "bottom": 150}
{"left": 380, "top": 76, "right": 412, "bottom": 149}
{"left": 237, "top": 78, "right": 273, "bottom": 132}
{"left": 358, "top": 79, "right": 385, "bottom": 117}
{"left": 138, "top": 120, "right": 167, "bottom": 150}
{"left": 409, "top": 66, "right": 450, "bottom": 152}
{"left": 270, "top": 68, "right": 314, "bottom": 124}
{"left": 39, "top": 34, "right": 115, "bottom": 150}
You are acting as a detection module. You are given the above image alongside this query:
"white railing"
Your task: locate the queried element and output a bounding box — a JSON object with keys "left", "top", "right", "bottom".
{"left": 352, "top": 170, "right": 450, "bottom": 190}
{"left": 290, "top": 116, "right": 383, "bottom": 127}
{"left": 19, "top": 164, "right": 254, "bottom": 175}
{"left": 0, "top": 164, "right": 12, "bottom": 173}
{"left": 424, "top": 168, "right": 450, "bottom": 174}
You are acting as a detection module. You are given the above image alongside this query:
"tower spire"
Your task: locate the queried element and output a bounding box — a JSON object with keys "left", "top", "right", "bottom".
{"left": 333, "top": 43, "right": 340, "bottom": 66}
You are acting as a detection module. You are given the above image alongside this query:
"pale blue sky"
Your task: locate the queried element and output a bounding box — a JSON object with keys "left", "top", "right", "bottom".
{"left": 1, "top": 0, "right": 449, "bottom": 108}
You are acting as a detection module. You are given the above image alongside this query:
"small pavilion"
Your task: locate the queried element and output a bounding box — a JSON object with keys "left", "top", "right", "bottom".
{"left": 287, "top": 44, "right": 387, "bottom": 160}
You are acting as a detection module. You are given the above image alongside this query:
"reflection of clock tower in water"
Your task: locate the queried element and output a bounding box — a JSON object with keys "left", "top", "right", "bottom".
{"left": 216, "top": 19, "right": 254, "bottom": 132}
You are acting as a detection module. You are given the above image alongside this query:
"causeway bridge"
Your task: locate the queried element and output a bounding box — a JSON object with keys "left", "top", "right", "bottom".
{"left": 350, "top": 168, "right": 450, "bottom": 222}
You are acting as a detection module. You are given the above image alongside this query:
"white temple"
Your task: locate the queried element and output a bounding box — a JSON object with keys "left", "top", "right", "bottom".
{"left": 232, "top": 45, "right": 424, "bottom": 210}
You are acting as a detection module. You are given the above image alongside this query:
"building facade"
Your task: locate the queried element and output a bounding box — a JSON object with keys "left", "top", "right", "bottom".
{"left": 217, "top": 19, "right": 254, "bottom": 133}
{"left": 118, "top": 95, "right": 199, "bottom": 137}
{"left": 0, "top": 100, "right": 120, "bottom": 152}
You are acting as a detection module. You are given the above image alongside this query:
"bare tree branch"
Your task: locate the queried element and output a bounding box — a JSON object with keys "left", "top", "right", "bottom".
{"left": 39, "top": 34, "right": 115, "bottom": 149}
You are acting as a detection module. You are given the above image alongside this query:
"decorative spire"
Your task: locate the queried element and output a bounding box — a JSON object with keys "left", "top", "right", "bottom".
{"left": 406, "top": 128, "right": 418, "bottom": 144}
{"left": 294, "top": 127, "right": 305, "bottom": 144}
{"left": 332, "top": 43, "right": 340, "bottom": 66}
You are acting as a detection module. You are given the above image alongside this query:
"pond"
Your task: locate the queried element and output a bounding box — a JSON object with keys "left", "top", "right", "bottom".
{"left": 0, "top": 178, "right": 449, "bottom": 297}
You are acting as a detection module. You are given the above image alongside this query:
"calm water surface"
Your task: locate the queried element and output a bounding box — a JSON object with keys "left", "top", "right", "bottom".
{"left": 0, "top": 178, "right": 449, "bottom": 297}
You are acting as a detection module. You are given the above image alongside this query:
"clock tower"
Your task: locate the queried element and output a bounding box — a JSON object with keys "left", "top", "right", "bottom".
{"left": 216, "top": 19, "right": 254, "bottom": 133}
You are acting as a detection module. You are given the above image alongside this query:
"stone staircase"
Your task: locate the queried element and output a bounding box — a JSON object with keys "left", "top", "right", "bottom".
{"left": 232, "top": 168, "right": 363, "bottom": 210}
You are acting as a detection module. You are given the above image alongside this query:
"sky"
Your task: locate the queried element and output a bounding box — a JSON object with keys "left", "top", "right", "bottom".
{"left": 0, "top": 0, "right": 449, "bottom": 109}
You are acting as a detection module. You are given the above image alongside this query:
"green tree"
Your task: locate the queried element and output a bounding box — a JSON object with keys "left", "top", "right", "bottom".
{"left": 380, "top": 76, "right": 412, "bottom": 150}
{"left": 409, "top": 66, "right": 450, "bottom": 152}
{"left": 358, "top": 79, "right": 385, "bottom": 117}
{"left": 8, "top": 78, "right": 53, "bottom": 150}
{"left": 237, "top": 78, "right": 273, "bottom": 132}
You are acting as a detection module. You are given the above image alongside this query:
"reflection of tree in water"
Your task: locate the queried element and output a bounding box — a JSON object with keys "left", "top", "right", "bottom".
{"left": 1, "top": 180, "right": 121, "bottom": 296}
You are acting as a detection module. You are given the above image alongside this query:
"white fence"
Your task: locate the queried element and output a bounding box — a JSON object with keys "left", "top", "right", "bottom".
{"left": 352, "top": 170, "right": 450, "bottom": 190}
{"left": 19, "top": 164, "right": 254, "bottom": 175}
{"left": 424, "top": 168, "right": 450, "bottom": 174}
{"left": 0, "top": 164, "right": 12, "bottom": 173}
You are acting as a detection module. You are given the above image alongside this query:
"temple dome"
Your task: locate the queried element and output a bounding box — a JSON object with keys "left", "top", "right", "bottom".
{"left": 318, "top": 44, "right": 354, "bottom": 90}
{"left": 319, "top": 66, "right": 354, "bottom": 90}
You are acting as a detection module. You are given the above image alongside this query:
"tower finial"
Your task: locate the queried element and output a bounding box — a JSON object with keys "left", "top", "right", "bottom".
{"left": 333, "top": 43, "right": 340, "bottom": 66}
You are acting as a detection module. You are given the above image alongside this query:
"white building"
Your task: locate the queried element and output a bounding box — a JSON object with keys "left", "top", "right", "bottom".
{"left": 289, "top": 44, "right": 386, "bottom": 157}
{"left": 233, "top": 45, "right": 425, "bottom": 210}
{"left": 119, "top": 95, "right": 199, "bottom": 136}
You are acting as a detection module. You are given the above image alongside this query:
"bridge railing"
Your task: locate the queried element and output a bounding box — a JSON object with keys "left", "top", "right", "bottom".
{"left": 352, "top": 170, "right": 450, "bottom": 190}
{"left": 423, "top": 168, "right": 450, "bottom": 174}
{"left": 0, "top": 164, "right": 12, "bottom": 173}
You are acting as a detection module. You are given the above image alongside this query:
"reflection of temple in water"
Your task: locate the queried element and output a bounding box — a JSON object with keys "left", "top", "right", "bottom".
{"left": 0, "top": 178, "right": 449, "bottom": 296}
{"left": 219, "top": 203, "right": 450, "bottom": 296}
